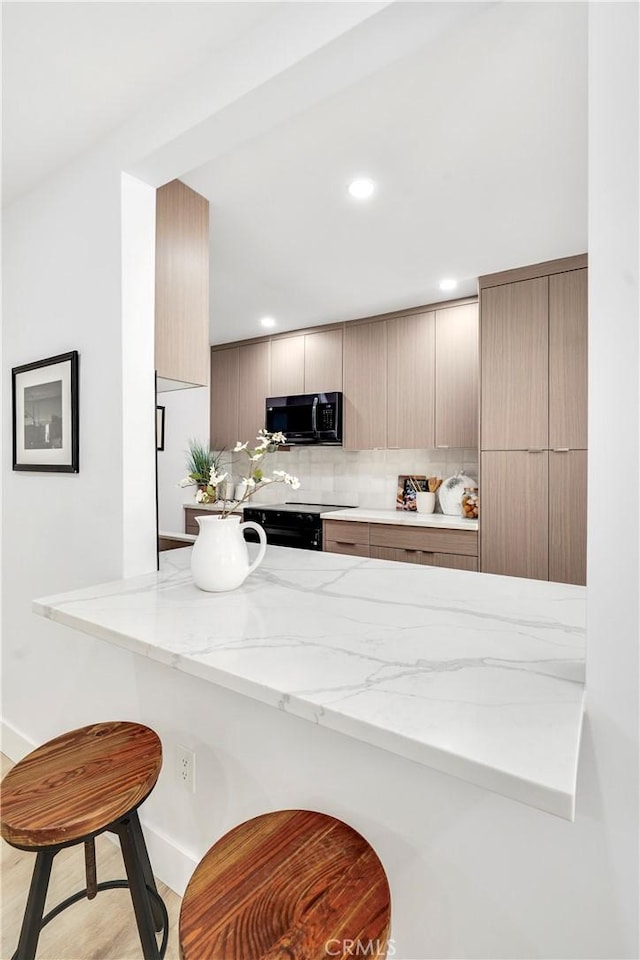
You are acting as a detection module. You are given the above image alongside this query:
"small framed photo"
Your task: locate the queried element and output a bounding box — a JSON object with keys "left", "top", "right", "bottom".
{"left": 156, "top": 405, "right": 165, "bottom": 452}
{"left": 396, "top": 474, "right": 428, "bottom": 511}
{"left": 12, "top": 351, "right": 79, "bottom": 473}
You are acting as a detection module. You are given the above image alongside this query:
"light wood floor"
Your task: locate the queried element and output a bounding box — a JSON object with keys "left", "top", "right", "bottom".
{"left": 1, "top": 753, "right": 182, "bottom": 959}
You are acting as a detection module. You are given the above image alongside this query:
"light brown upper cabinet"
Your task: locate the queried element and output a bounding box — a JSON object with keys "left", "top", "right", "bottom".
{"left": 435, "top": 302, "right": 478, "bottom": 448}
{"left": 269, "top": 327, "right": 343, "bottom": 397}
{"left": 481, "top": 277, "right": 549, "bottom": 450}
{"left": 387, "top": 311, "right": 435, "bottom": 449}
{"left": 304, "top": 328, "right": 343, "bottom": 394}
{"left": 270, "top": 336, "right": 305, "bottom": 396}
{"left": 210, "top": 347, "right": 239, "bottom": 450}
{"left": 155, "top": 180, "right": 209, "bottom": 390}
{"left": 343, "top": 321, "right": 387, "bottom": 450}
{"left": 480, "top": 450, "right": 549, "bottom": 581}
{"left": 549, "top": 269, "right": 588, "bottom": 450}
{"left": 238, "top": 341, "right": 270, "bottom": 444}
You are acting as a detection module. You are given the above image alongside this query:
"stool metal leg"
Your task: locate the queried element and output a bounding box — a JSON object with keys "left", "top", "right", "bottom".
{"left": 129, "top": 809, "right": 164, "bottom": 933}
{"left": 13, "top": 850, "right": 55, "bottom": 960}
{"left": 117, "top": 817, "right": 162, "bottom": 960}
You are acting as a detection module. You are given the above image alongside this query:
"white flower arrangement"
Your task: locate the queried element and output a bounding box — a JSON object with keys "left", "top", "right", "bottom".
{"left": 217, "top": 430, "right": 299, "bottom": 518}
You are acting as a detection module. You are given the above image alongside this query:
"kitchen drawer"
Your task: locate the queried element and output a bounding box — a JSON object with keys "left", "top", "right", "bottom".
{"left": 323, "top": 520, "right": 369, "bottom": 546}
{"left": 370, "top": 545, "right": 422, "bottom": 565}
{"left": 369, "top": 523, "right": 477, "bottom": 556}
{"left": 324, "top": 540, "right": 370, "bottom": 559}
{"left": 434, "top": 553, "right": 478, "bottom": 572}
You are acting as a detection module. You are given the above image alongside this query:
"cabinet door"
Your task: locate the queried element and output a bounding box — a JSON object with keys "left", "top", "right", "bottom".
{"left": 435, "top": 303, "right": 478, "bottom": 448}
{"left": 270, "top": 336, "right": 305, "bottom": 397}
{"left": 481, "top": 278, "right": 548, "bottom": 450}
{"left": 480, "top": 450, "right": 549, "bottom": 580}
{"left": 304, "top": 328, "right": 343, "bottom": 393}
{"left": 210, "top": 348, "right": 239, "bottom": 450}
{"left": 155, "top": 180, "right": 209, "bottom": 388}
{"left": 549, "top": 450, "right": 587, "bottom": 585}
{"left": 549, "top": 269, "right": 588, "bottom": 450}
{"left": 343, "top": 321, "right": 387, "bottom": 450}
{"left": 238, "top": 342, "right": 270, "bottom": 444}
{"left": 387, "top": 312, "right": 435, "bottom": 449}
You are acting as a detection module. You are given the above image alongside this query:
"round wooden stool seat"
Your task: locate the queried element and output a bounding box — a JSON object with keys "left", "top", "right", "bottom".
{"left": 1, "top": 721, "right": 162, "bottom": 850}
{"left": 179, "top": 809, "right": 391, "bottom": 960}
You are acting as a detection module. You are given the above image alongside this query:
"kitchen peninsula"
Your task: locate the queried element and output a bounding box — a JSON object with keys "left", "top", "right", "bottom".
{"left": 34, "top": 545, "right": 585, "bottom": 820}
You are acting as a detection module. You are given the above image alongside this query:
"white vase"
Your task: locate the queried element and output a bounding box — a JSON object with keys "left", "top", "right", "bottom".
{"left": 191, "top": 515, "right": 267, "bottom": 592}
{"left": 416, "top": 492, "right": 436, "bottom": 514}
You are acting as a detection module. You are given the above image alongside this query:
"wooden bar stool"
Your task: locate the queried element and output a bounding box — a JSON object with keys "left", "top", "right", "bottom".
{"left": 1, "top": 721, "right": 168, "bottom": 960}
{"left": 179, "top": 809, "right": 391, "bottom": 960}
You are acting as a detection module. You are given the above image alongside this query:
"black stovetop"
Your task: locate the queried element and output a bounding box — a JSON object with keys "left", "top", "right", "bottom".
{"left": 246, "top": 502, "right": 353, "bottom": 516}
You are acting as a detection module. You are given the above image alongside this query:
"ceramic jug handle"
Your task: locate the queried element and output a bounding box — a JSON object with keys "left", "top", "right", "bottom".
{"left": 241, "top": 521, "right": 267, "bottom": 574}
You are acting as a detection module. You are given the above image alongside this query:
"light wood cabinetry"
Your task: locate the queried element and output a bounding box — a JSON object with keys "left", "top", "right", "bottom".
{"left": 387, "top": 312, "right": 435, "bottom": 449}
{"left": 549, "top": 269, "right": 588, "bottom": 450}
{"left": 238, "top": 342, "right": 270, "bottom": 443}
{"left": 210, "top": 347, "right": 239, "bottom": 449}
{"left": 155, "top": 180, "right": 209, "bottom": 389}
{"left": 480, "top": 451, "right": 549, "bottom": 580}
{"left": 270, "top": 336, "right": 305, "bottom": 396}
{"left": 481, "top": 277, "right": 548, "bottom": 450}
{"left": 343, "top": 321, "right": 387, "bottom": 451}
{"left": 479, "top": 256, "right": 587, "bottom": 585}
{"left": 304, "top": 328, "right": 343, "bottom": 393}
{"left": 549, "top": 450, "right": 587, "bottom": 585}
{"left": 324, "top": 519, "right": 478, "bottom": 571}
{"left": 435, "top": 303, "right": 478, "bottom": 448}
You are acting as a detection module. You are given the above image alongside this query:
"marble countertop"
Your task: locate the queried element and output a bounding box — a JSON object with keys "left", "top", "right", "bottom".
{"left": 321, "top": 508, "right": 478, "bottom": 531}
{"left": 33, "top": 547, "right": 584, "bottom": 819}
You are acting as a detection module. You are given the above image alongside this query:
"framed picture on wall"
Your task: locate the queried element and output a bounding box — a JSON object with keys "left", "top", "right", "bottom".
{"left": 12, "top": 351, "right": 79, "bottom": 472}
{"left": 156, "top": 405, "right": 165, "bottom": 451}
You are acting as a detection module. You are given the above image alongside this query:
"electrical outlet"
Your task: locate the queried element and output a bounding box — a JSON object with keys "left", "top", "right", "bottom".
{"left": 176, "top": 744, "right": 196, "bottom": 793}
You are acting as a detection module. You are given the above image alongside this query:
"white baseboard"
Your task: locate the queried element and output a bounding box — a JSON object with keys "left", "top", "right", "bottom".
{"left": 0, "top": 718, "right": 36, "bottom": 762}
{"left": 0, "top": 718, "right": 195, "bottom": 898}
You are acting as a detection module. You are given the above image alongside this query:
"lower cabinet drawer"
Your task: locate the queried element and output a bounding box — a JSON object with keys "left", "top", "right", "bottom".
{"left": 324, "top": 540, "right": 370, "bottom": 558}
{"left": 323, "top": 520, "right": 369, "bottom": 545}
{"left": 434, "top": 553, "right": 478, "bottom": 572}
{"left": 370, "top": 546, "right": 422, "bottom": 565}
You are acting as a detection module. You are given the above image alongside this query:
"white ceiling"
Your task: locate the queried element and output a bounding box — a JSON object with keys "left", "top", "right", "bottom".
{"left": 1, "top": 1, "right": 277, "bottom": 204}
{"left": 181, "top": 1, "right": 587, "bottom": 343}
{"left": 2, "top": 2, "right": 587, "bottom": 346}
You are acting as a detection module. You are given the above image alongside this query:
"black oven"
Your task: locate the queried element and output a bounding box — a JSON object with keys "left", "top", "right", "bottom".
{"left": 265, "top": 392, "right": 342, "bottom": 445}
{"left": 242, "top": 504, "right": 351, "bottom": 551}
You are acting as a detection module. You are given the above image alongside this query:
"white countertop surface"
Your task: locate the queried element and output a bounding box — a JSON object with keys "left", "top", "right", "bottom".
{"left": 321, "top": 507, "right": 478, "bottom": 531}
{"left": 33, "top": 546, "right": 584, "bottom": 819}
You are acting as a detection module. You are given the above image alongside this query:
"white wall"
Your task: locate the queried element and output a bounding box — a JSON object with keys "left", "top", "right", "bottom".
{"left": 1, "top": 5, "right": 638, "bottom": 959}
{"left": 157, "top": 385, "right": 209, "bottom": 533}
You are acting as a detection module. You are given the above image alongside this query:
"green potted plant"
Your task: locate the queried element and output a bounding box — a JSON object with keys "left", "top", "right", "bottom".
{"left": 179, "top": 440, "right": 226, "bottom": 503}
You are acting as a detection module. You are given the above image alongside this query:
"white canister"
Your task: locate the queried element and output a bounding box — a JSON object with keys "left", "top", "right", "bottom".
{"left": 415, "top": 492, "right": 436, "bottom": 514}
{"left": 234, "top": 481, "right": 248, "bottom": 502}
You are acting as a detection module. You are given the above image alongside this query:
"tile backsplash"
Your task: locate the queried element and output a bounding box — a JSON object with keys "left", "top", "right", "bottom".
{"left": 231, "top": 446, "right": 478, "bottom": 511}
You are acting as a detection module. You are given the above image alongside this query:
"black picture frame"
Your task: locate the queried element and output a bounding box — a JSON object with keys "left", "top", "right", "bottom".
{"left": 12, "top": 351, "right": 79, "bottom": 473}
{"left": 156, "top": 405, "right": 165, "bottom": 452}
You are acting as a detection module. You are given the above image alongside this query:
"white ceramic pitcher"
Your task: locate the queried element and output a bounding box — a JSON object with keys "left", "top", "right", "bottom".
{"left": 191, "top": 515, "right": 267, "bottom": 592}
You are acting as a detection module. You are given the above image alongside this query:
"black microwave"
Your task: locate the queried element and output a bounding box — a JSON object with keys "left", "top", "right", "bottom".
{"left": 265, "top": 392, "right": 343, "bottom": 444}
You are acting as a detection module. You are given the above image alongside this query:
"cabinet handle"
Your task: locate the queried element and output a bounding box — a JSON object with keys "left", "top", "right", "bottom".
{"left": 552, "top": 448, "right": 570, "bottom": 452}
{"left": 527, "top": 448, "right": 544, "bottom": 453}
{"left": 405, "top": 549, "right": 419, "bottom": 554}
{"left": 338, "top": 541, "right": 356, "bottom": 546}
{"left": 436, "top": 445, "right": 449, "bottom": 449}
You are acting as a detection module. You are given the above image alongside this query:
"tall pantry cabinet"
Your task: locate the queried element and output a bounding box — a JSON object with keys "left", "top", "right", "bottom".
{"left": 479, "top": 256, "right": 588, "bottom": 585}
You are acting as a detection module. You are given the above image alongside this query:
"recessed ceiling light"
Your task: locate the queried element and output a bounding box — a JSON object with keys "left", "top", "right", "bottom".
{"left": 260, "top": 317, "right": 276, "bottom": 328}
{"left": 439, "top": 278, "right": 458, "bottom": 292}
{"left": 348, "top": 178, "right": 375, "bottom": 200}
